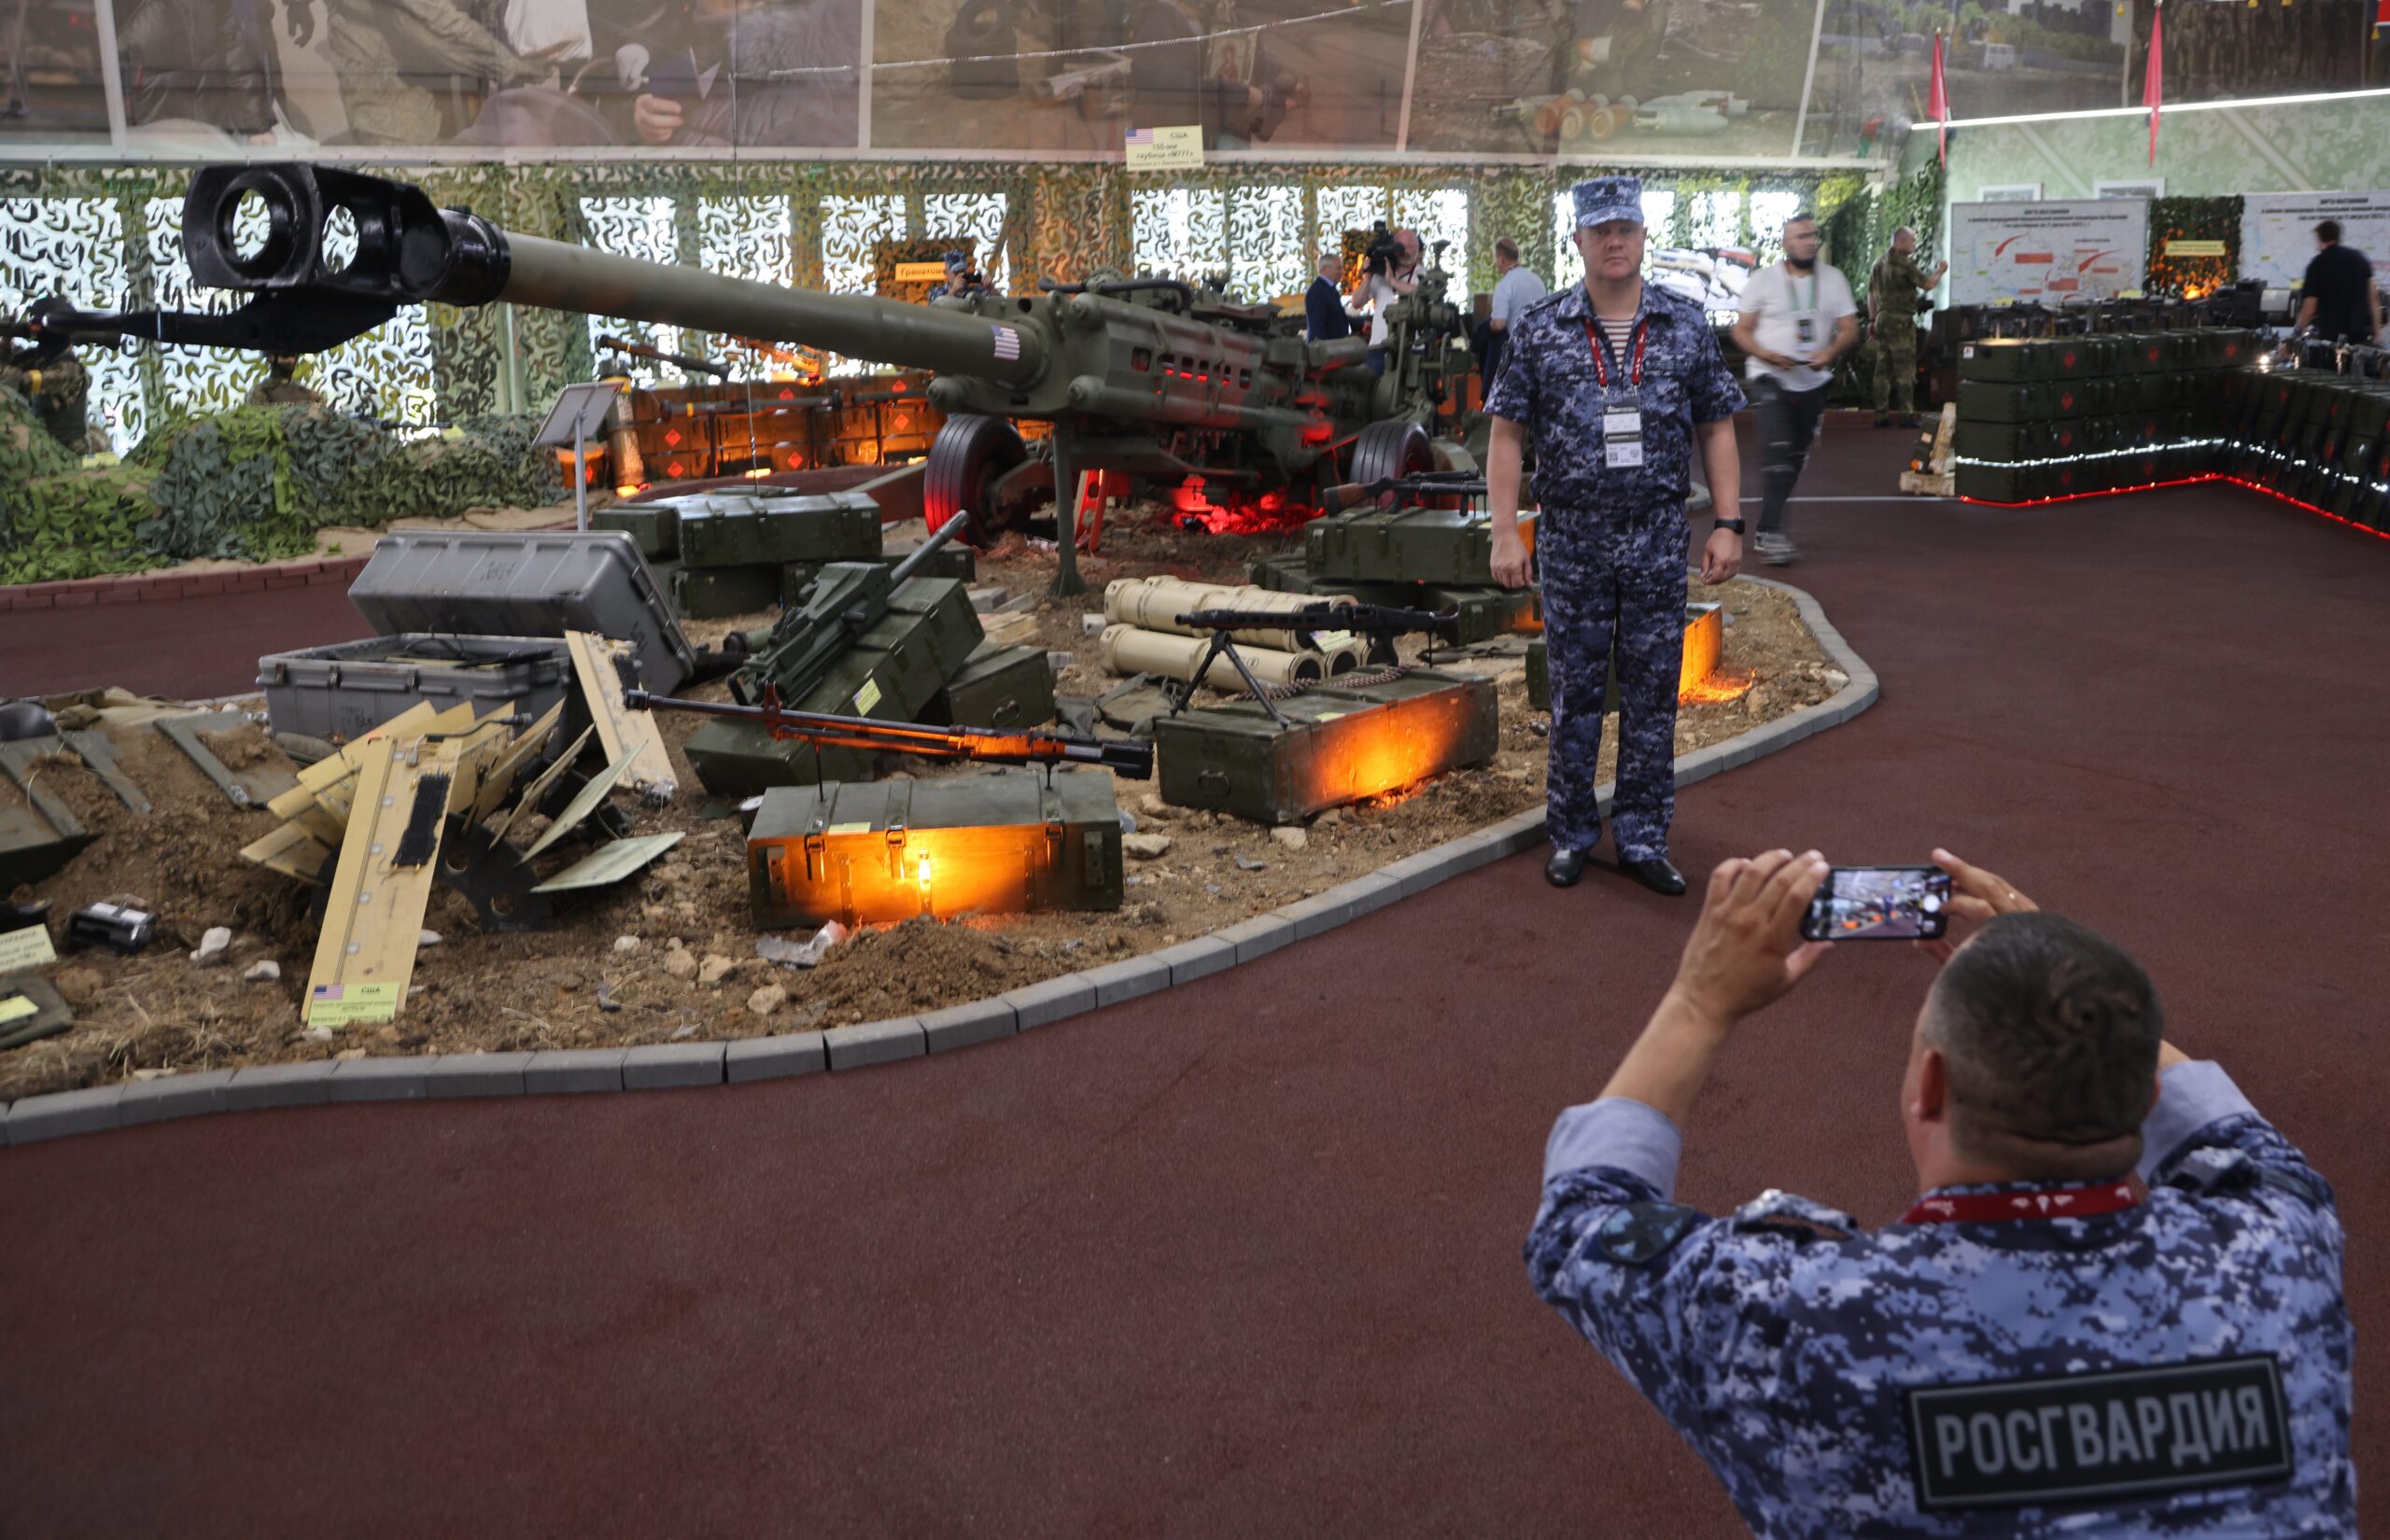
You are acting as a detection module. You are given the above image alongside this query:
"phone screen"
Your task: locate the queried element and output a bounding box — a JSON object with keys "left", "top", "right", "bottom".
{"left": 1801, "top": 865, "right": 1953, "bottom": 942}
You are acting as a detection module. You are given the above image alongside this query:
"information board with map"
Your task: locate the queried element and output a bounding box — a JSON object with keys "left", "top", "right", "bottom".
{"left": 1948, "top": 201, "right": 2150, "bottom": 307}
{"left": 2239, "top": 192, "right": 2390, "bottom": 288}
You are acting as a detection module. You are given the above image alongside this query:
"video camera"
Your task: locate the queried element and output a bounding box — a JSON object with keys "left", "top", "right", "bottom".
{"left": 1363, "top": 220, "right": 1405, "bottom": 277}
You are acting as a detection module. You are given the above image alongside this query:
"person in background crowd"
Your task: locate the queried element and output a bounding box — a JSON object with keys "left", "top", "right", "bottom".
{"left": 1305, "top": 252, "right": 1352, "bottom": 343}
{"left": 2294, "top": 219, "right": 2382, "bottom": 345}
{"left": 1485, "top": 235, "right": 1548, "bottom": 394}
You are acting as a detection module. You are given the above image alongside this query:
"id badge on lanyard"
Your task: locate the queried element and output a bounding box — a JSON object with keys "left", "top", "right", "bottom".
{"left": 1587, "top": 317, "right": 1648, "bottom": 469}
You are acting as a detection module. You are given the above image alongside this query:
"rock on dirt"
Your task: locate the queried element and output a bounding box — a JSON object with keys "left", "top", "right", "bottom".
{"left": 697, "top": 954, "right": 735, "bottom": 987}
{"left": 190, "top": 926, "right": 232, "bottom": 965}
{"left": 1270, "top": 827, "right": 1308, "bottom": 852}
{"left": 612, "top": 934, "right": 642, "bottom": 954}
{"left": 748, "top": 983, "right": 787, "bottom": 1016}
{"left": 663, "top": 947, "right": 698, "bottom": 981}
{"left": 245, "top": 960, "right": 281, "bottom": 983}
{"left": 1123, "top": 833, "right": 1173, "bottom": 859}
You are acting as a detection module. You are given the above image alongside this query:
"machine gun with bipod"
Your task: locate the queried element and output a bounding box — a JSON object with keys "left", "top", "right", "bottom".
{"left": 1167, "top": 601, "right": 1457, "bottom": 726}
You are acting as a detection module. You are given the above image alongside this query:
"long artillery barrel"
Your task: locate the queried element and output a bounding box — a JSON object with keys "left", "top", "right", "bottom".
{"left": 39, "top": 162, "right": 1051, "bottom": 386}
{"left": 26, "top": 163, "right": 1386, "bottom": 464}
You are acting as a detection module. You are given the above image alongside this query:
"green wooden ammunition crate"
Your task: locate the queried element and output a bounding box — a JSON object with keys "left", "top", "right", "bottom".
{"left": 2350, "top": 390, "right": 2390, "bottom": 439}
{"left": 1305, "top": 506, "right": 1503, "bottom": 586}
{"left": 2123, "top": 333, "right": 2179, "bottom": 373}
{"left": 878, "top": 541, "right": 977, "bottom": 583}
{"left": 592, "top": 504, "right": 680, "bottom": 559}
{"left": 1246, "top": 551, "right": 1420, "bottom": 607}
{"left": 684, "top": 577, "right": 985, "bottom": 794}
{"left": 2044, "top": 339, "right": 2103, "bottom": 380}
{"left": 662, "top": 561, "right": 780, "bottom": 620}
{"left": 1957, "top": 380, "right": 2052, "bottom": 424}
{"left": 746, "top": 769, "right": 1123, "bottom": 930}
{"left": 1154, "top": 668, "right": 1499, "bottom": 824}
{"left": 677, "top": 493, "right": 883, "bottom": 568}
{"left": 1957, "top": 339, "right": 2046, "bottom": 382}
{"left": 2130, "top": 371, "right": 2182, "bottom": 411}
{"left": 924, "top": 641, "right": 1056, "bottom": 729}
{"left": 1421, "top": 583, "right": 1542, "bottom": 644}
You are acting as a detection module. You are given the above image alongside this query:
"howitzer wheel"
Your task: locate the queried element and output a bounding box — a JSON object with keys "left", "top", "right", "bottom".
{"left": 926, "top": 413, "right": 1029, "bottom": 548}
{"left": 1348, "top": 420, "right": 1436, "bottom": 506}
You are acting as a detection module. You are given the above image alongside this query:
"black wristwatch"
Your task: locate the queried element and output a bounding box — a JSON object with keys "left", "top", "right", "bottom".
{"left": 1713, "top": 517, "right": 1747, "bottom": 535}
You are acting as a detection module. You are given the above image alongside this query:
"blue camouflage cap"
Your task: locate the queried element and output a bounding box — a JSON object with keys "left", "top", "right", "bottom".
{"left": 1571, "top": 175, "right": 1645, "bottom": 230}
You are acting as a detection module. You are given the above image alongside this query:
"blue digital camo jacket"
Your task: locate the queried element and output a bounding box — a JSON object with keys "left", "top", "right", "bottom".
{"left": 1525, "top": 1062, "right": 2355, "bottom": 1537}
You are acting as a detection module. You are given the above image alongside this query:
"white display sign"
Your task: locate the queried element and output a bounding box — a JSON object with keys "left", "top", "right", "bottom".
{"left": 1947, "top": 200, "right": 2150, "bottom": 307}
{"left": 2238, "top": 192, "right": 2390, "bottom": 289}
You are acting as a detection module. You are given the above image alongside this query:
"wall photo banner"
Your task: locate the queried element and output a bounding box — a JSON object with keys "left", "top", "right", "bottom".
{"left": 2238, "top": 190, "right": 2390, "bottom": 289}
{"left": 1947, "top": 198, "right": 2148, "bottom": 306}
{"left": 6, "top": 0, "right": 2385, "bottom": 161}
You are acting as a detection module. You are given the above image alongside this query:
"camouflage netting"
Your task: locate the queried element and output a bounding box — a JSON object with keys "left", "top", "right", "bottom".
{"left": 0, "top": 391, "right": 563, "bottom": 584}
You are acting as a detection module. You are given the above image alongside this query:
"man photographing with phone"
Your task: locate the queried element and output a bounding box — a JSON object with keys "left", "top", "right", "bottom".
{"left": 1526, "top": 849, "right": 2354, "bottom": 1534}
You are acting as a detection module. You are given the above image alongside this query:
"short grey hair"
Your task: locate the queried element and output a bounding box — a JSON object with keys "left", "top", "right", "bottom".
{"left": 1893, "top": 225, "right": 1919, "bottom": 244}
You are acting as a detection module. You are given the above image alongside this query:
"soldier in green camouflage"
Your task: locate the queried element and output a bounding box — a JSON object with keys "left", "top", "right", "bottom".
{"left": 0, "top": 333, "right": 92, "bottom": 455}
{"left": 246, "top": 355, "right": 326, "bottom": 409}
{"left": 1866, "top": 227, "right": 1947, "bottom": 428}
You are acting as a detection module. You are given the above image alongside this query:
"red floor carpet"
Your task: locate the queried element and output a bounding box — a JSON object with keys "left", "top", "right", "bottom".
{"left": 3, "top": 430, "right": 2384, "bottom": 1537}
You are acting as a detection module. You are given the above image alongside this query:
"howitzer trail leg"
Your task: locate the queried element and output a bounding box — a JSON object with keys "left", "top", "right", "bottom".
{"left": 1050, "top": 425, "right": 1087, "bottom": 597}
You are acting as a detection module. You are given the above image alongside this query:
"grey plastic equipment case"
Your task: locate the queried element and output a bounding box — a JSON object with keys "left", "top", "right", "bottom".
{"left": 347, "top": 530, "right": 696, "bottom": 693}
{"left": 257, "top": 634, "right": 574, "bottom": 746}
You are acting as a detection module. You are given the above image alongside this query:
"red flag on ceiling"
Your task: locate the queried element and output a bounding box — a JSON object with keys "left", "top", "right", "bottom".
{"left": 2144, "top": 3, "right": 2165, "bottom": 166}
{"left": 1930, "top": 33, "right": 1950, "bottom": 167}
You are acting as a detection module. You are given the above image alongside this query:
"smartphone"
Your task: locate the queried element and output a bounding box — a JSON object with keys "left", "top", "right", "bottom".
{"left": 1800, "top": 864, "right": 1953, "bottom": 943}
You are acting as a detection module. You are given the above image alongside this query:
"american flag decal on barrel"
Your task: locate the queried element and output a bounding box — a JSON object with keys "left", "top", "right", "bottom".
{"left": 991, "top": 326, "right": 1020, "bottom": 362}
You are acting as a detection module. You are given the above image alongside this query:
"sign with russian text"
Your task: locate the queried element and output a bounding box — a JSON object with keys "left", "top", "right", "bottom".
{"left": 1949, "top": 201, "right": 2150, "bottom": 307}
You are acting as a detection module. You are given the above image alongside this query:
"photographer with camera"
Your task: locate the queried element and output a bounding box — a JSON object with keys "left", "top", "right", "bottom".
{"left": 1349, "top": 224, "right": 1422, "bottom": 375}
{"left": 1526, "top": 847, "right": 2354, "bottom": 1535}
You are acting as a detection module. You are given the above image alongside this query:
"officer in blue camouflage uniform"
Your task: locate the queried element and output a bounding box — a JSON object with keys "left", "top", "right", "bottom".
{"left": 1525, "top": 847, "right": 2355, "bottom": 1537}
{"left": 1485, "top": 175, "right": 1746, "bottom": 896}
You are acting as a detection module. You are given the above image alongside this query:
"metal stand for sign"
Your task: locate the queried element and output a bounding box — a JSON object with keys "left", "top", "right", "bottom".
{"left": 534, "top": 381, "right": 627, "bottom": 532}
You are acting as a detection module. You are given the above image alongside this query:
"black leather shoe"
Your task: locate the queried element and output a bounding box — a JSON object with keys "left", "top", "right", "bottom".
{"left": 1619, "top": 856, "right": 1688, "bottom": 896}
{"left": 1545, "top": 848, "right": 1589, "bottom": 888}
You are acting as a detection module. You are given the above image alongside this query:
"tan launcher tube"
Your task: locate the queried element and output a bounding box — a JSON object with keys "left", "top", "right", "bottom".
{"left": 1101, "top": 577, "right": 1355, "bottom": 653}
{"left": 1100, "top": 625, "right": 1327, "bottom": 691}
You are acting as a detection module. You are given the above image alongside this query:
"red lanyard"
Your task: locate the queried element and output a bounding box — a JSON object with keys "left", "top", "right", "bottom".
{"left": 1584, "top": 317, "right": 1648, "bottom": 389}
{"left": 1902, "top": 1180, "right": 2140, "bottom": 1226}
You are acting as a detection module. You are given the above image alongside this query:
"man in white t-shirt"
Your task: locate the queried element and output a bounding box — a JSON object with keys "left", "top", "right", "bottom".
{"left": 1729, "top": 212, "right": 1857, "bottom": 566}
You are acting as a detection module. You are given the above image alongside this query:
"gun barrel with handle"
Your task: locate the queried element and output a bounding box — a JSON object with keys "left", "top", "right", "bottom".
{"left": 624, "top": 688, "right": 1154, "bottom": 779}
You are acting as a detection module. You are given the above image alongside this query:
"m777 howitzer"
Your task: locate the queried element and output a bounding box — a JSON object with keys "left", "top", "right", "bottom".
{"left": 623, "top": 687, "right": 1155, "bottom": 779}
{"left": 36, "top": 163, "right": 1477, "bottom": 595}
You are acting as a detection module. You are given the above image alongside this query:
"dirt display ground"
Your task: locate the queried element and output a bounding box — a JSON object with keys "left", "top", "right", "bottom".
{"left": 1, "top": 516, "right": 1839, "bottom": 1101}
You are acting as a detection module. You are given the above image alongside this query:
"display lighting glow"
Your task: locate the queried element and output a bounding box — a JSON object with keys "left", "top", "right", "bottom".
{"left": 1959, "top": 469, "right": 2390, "bottom": 539}
{"left": 1941, "top": 85, "right": 2390, "bottom": 130}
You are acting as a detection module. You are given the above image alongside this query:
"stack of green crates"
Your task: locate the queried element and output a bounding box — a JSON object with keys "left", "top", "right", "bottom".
{"left": 598, "top": 491, "right": 886, "bottom": 620}
{"left": 2218, "top": 367, "right": 2390, "bottom": 527}
{"left": 1951, "top": 330, "right": 2259, "bottom": 504}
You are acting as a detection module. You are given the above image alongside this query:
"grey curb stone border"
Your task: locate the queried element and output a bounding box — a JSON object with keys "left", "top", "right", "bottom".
{"left": 2, "top": 580, "right": 1875, "bottom": 1146}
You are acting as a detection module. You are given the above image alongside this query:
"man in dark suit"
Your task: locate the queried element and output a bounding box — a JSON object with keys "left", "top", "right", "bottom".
{"left": 1304, "top": 252, "right": 1352, "bottom": 343}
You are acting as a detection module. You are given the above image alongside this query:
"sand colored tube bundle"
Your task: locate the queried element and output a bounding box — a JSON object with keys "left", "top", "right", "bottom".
{"left": 1101, "top": 576, "right": 1354, "bottom": 651}
{"left": 1100, "top": 625, "right": 1327, "bottom": 691}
